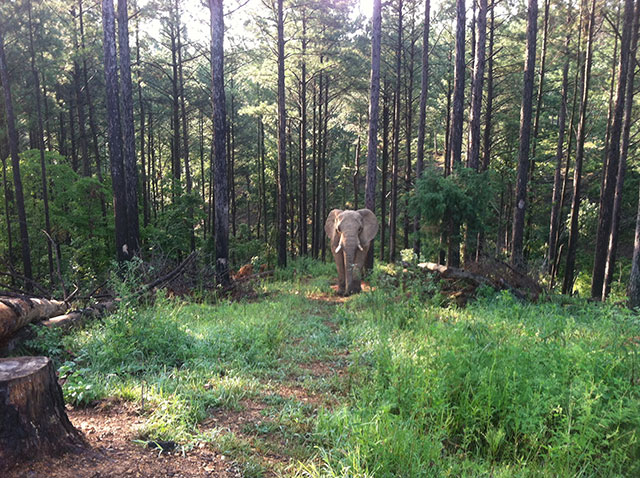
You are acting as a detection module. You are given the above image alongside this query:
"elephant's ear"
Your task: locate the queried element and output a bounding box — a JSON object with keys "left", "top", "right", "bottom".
{"left": 325, "top": 209, "right": 343, "bottom": 239}
{"left": 357, "top": 209, "right": 378, "bottom": 244}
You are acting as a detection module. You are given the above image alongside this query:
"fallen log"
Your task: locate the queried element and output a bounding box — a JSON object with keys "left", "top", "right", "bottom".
{"left": 0, "top": 297, "right": 66, "bottom": 342}
{"left": 0, "top": 356, "right": 85, "bottom": 471}
{"left": 42, "top": 302, "right": 117, "bottom": 330}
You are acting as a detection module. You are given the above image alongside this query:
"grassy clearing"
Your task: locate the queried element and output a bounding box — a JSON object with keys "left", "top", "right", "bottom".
{"left": 21, "top": 258, "right": 640, "bottom": 477}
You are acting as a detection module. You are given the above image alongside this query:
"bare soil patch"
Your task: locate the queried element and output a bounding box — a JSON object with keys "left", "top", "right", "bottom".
{"left": 6, "top": 401, "right": 237, "bottom": 478}
{"left": 307, "top": 283, "right": 374, "bottom": 304}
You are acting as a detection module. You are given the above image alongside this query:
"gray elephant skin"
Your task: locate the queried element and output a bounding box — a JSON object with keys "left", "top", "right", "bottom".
{"left": 325, "top": 209, "right": 379, "bottom": 296}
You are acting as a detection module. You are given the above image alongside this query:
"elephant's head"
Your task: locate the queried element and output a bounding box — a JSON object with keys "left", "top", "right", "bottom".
{"left": 325, "top": 209, "right": 378, "bottom": 295}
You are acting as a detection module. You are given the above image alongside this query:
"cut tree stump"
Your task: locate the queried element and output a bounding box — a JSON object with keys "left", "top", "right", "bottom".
{"left": 0, "top": 356, "right": 85, "bottom": 471}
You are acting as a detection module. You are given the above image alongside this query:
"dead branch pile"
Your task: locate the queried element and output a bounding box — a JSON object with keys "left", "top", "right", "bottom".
{"left": 418, "top": 257, "right": 542, "bottom": 305}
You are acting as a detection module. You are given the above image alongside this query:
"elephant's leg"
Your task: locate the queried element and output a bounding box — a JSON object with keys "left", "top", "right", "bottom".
{"left": 350, "top": 245, "right": 369, "bottom": 293}
{"left": 334, "top": 251, "right": 346, "bottom": 295}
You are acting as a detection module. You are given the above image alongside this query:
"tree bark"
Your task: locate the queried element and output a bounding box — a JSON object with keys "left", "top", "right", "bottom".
{"left": 403, "top": 13, "right": 416, "bottom": 251}
{"left": 27, "top": 0, "right": 54, "bottom": 281}
{"left": 0, "top": 25, "right": 33, "bottom": 290}
{"left": 299, "top": 9, "right": 308, "bottom": 256}
{"left": 365, "top": 0, "right": 382, "bottom": 269}
{"left": 606, "top": 0, "right": 640, "bottom": 300}
{"left": 276, "top": 0, "right": 287, "bottom": 267}
{"left": 467, "top": 0, "right": 487, "bottom": 171}
{"left": 102, "top": 0, "right": 130, "bottom": 262}
{"left": 117, "top": 0, "right": 141, "bottom": 258}
{"left": 0, "top": 297, "right": 66, "bottom": 342}
{"left": 413, "top": 0, "right": 430, "bottom": 255}
{"left": 524, "top": 0, "right": 550, "bottom": 244}
{"left": 447, "top": 0, "right": 465, "bottom": 267}
{"left": 563, "top": 0, "right": 596, "bottom": 295}
{"left": 591, "top": 0, "right": 634, "bottom": 299}
{"left": 210, "top": 0, "right": 230, "bottom": 285}
{"left": 510, "top": 0, "right": 538, "bottom": 271}
{"left": 353, "top": 135, "right": 361, "bottom": 210}
{"left": 548, "top": 29, "right": 571, "bottom": 276}
{"left": 389, "top": 0, "right": 403, "bottom": 263}
{"left": 380, "top": 81, "right": 390, "bottom": 262}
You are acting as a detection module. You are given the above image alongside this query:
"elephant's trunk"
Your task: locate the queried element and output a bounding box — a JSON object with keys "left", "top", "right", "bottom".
{"left": 343, "top": 234, "right": 359, "bottom": 295}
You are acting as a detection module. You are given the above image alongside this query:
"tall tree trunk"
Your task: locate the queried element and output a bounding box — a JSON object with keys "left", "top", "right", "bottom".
{"left": 170, "top": 8, "right": 181, "bottom": 197}
{"left": 447, "top": 0, "right": 465, "bottom": 267}
{"left": 0, "top": 153, "right": 14, "bottom": 276}
{"left": 389, "top": 0, "right": 403, "bottom": 263}
{"left": 135, "top": 6, "right": 149, "bottom": 228}
{"left": 311, "top": 80, "right": 318, "bottom": 257}
{"left": 444, "top": 51, "right": 452, "bottom": 176}
{"left": 260, "top": 119, "right": 267, "bottom": 243}
{"left": 601, "top": 4, "right": 621, "bottom": 204}
{"left": 79, "top": 0, "right": 107, "bottom": 216}
{"left": 605, "top": 0, "right": 640, "bottom": 300}
{"left": 365, "top": 0, "right": 382, "bottom": 269}
{"left": 563, "top": 0, "right": 596, "bottom": 295}
{"left": 413, "top": 0, "right": 430, "bottom": 255}
{"left": 176, "top": 0, "right": 194, "bottom": 250}
{"left": 524, "top": 0, "right": 550, "bottom": 244}
{"left": 548, "top": 29, "right": 571, "bottom": 276}
{"left": 591, "top": 0, "right": 634, "bottom": 299}
{"left": 464, "top": 0, "right": 487, "bottom": 263}
{"left": 510, "top": 0, "right": 538, "bottom": 271}
{"left": 321, "top": 75, "right": 329, "bottom": 262}
{"left": 380, "top": 81, "right": 390, "bottom": 262}
{"left": 353, "top": 135, "right": 360, "bottom": 210}
{"left": 68, "top": 93, "right": 79, "bottom": 172}
{"left": 229, "top": 92, "right": 237, "bottom": 238}
{"left": 299, "top": 9, "right": 308, "bottom": 256}
{"left": 552, "top": 1, "right": 586, "bottom": 286}
{"left": 276, "top": 0, "right": 287, "bottom": 267}
{"left": 101, "top": 0, "right": 130, "bottom": 262}
{"left": 477, "top": 0, "right": 494, "bottom": 257}
{"left": 27, "top": 0, "right": 54, "bottom": 280}
{"left": 287, "top": 119, "right": 295, "bottom": 254}
{"left": 403, "top": 13, "right": 416, "bottom": 251}
{"left": 71, "top": 9, "right": 91, "bottom": 179}
{"left": 118, "top": 0, "right": 140, "bottom": 257}
{"left": 467, "top": 0, "right": 487, "bottom": 171}
{"left": 209, "top": 0, "right": 229, "bottom": 285}
{"left": 199, "top": 111, "right": 206, "bottom": 238}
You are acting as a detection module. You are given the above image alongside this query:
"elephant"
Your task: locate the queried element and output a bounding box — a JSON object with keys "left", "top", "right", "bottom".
{"left": 325, "top": 208, "right": 379, "bottom": 296}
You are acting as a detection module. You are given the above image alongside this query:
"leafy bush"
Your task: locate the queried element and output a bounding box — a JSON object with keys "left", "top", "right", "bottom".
{"left": 410, "top": 166, "right": 496, "bottom": 253}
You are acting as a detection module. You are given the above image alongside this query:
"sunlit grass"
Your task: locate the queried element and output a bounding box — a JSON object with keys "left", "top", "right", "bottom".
{"left": 23, "top": 258, "right": 640, "bottom": 477}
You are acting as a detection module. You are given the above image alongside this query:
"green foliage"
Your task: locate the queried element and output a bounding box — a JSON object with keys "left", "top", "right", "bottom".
{"left": 411, "top": 167, "right": 496, "bottom": 239}
{"left": 58, "top": 361, "right": 103, "bottom": 406}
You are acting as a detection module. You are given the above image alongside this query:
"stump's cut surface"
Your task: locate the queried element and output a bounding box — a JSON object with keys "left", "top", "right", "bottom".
{"left": 0, "top": 356, "right": 85, "bottom": 471}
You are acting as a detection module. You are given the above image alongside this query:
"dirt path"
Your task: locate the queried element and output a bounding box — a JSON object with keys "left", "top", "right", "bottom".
{"left": 7, "top": 288, "right": 350, "bottom": 478}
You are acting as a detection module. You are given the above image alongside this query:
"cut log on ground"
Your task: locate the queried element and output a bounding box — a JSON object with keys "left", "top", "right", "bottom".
{"left": 0, "top": 356, "right": 85, "bottom": 471}
{"left": 0, "top": 297, "right": 66, "bottom": 342}
{"left": 0, "top": 302, "right": 117, "bottom": 357}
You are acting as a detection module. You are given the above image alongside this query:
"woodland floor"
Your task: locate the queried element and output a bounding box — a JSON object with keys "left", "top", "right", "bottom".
{"left": 7, "top": 284, "right": 350, "bottom": 478}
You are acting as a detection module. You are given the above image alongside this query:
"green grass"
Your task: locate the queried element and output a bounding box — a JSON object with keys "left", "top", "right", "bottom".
{"left": 22, "top": 257, "right": 640, "bottom": 477}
